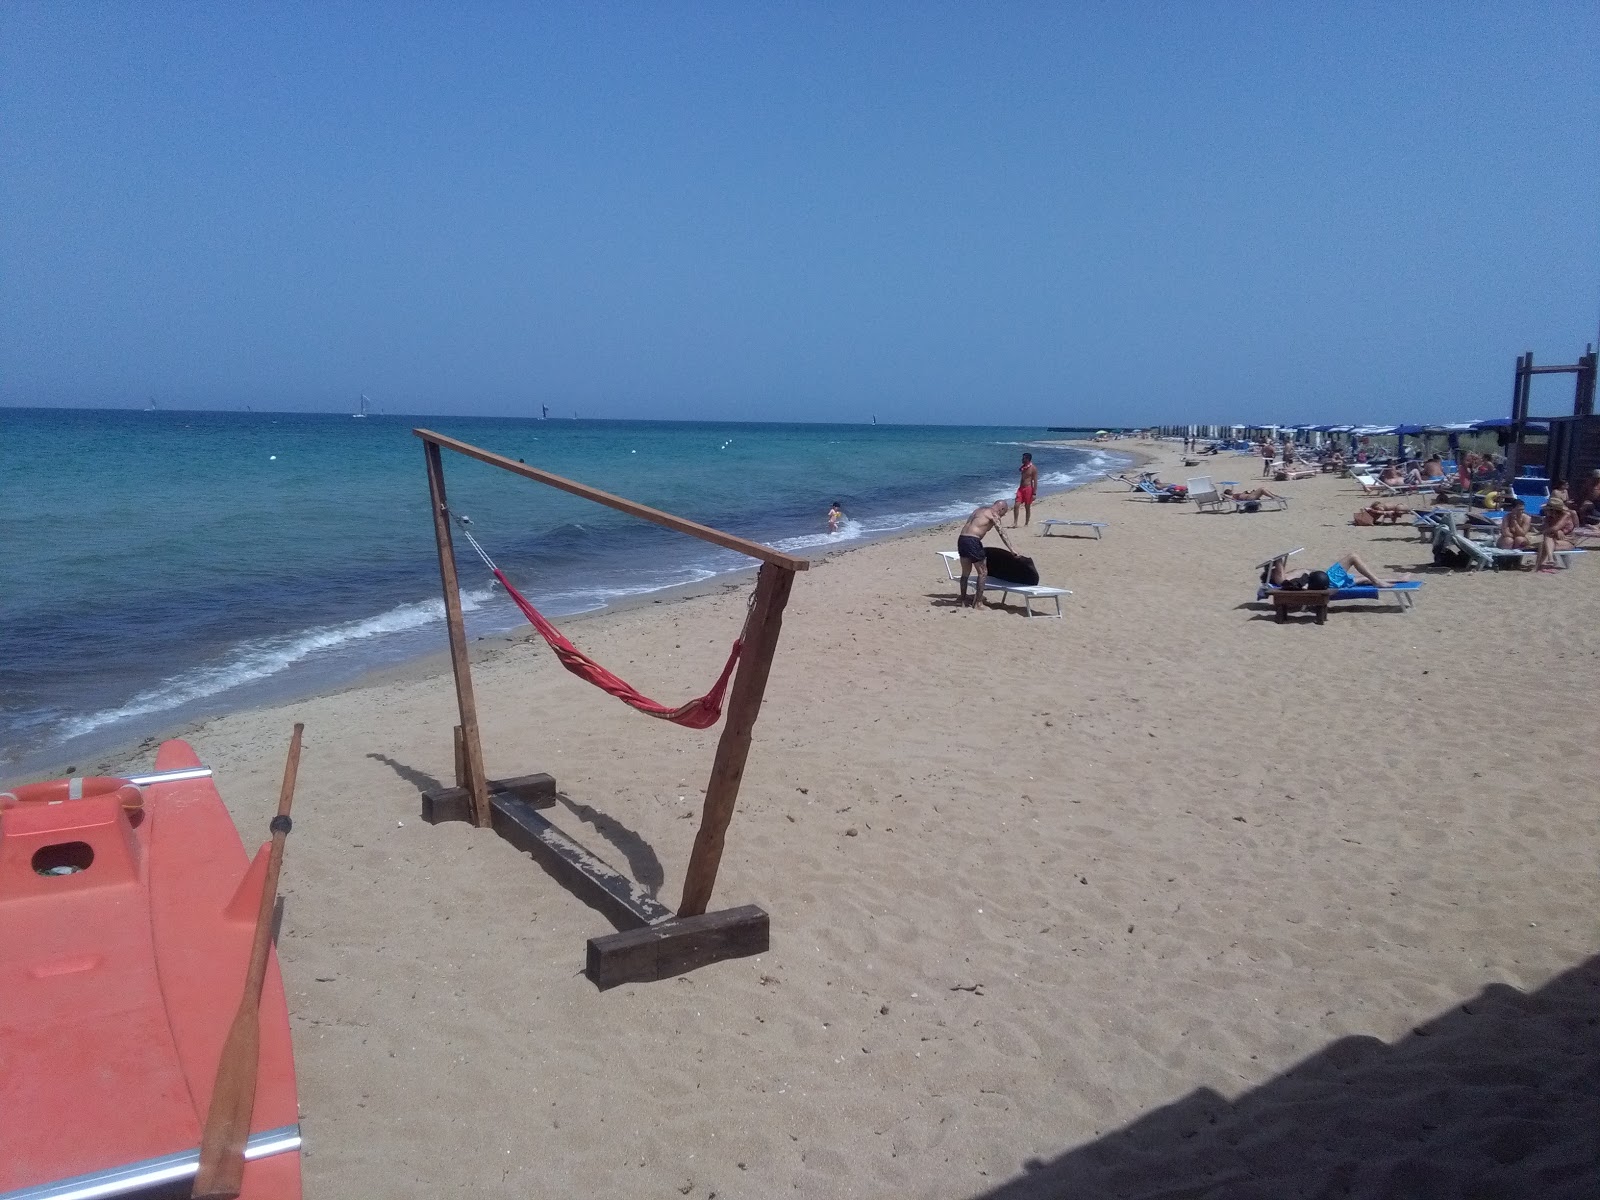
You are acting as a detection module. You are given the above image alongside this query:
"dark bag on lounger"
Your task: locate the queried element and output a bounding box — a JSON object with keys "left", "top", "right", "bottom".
{"left": 983, "top": 547, "right": 1040, "bottom": 586}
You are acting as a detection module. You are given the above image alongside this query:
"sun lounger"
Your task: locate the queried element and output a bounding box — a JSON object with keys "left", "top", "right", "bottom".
{"left": 1236, "top": 495, "right": 1289, "bottom": 512}
{"left": 937, "top": 551, "right": 1072, "bottom": 617}
{"left": 1040, "top": 520, "right": 1107, "bottom": 539}
{"left": 1253, "top": 548, "right": 1421, "bottom": 614}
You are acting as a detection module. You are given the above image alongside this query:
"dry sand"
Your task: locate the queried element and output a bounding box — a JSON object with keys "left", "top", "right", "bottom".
{"left": 98, "top": 442, "right": 1600, "bottom": 1197}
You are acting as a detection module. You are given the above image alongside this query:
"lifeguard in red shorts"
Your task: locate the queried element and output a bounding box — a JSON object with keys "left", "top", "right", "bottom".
{"left": 1013, "top": 452, "right": 1039, "bottom": 527}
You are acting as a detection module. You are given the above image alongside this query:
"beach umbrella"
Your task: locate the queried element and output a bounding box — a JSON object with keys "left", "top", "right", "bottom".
{"left": 1392, "top": 423, "right": 1428, "bottom": 461}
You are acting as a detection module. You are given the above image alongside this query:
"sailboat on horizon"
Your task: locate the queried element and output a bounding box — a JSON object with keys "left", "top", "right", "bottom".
{"left": 144, "top": 395, "right": 157, "bottom": 413}
{"left": 353, "top": 393, "right": 371, "bottom": 418}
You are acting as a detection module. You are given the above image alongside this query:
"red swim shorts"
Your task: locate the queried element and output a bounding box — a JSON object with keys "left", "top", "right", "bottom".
{"left": 1016, "top": 486, "right": 1036, "bottom": 505}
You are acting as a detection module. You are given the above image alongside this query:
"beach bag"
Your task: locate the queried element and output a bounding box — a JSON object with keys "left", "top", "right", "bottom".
{"left": 1432, "top": 540, "right": 1471, "bottom": 571}
{"left": 983, "top": 547, "right": 1040, "bottom": 586}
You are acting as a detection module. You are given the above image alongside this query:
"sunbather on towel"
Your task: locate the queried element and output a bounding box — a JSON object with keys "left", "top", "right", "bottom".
{"left": 1223, "top": 486, "right": 1283, "bottom": 502}
{"left": 956, "top": 499, "right": 1015, "bottom": 609}
{"left": 1263, "top": 552, "right": 1398, "bottom": 589}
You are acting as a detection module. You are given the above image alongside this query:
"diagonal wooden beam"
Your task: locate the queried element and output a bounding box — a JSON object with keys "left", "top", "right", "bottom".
{"left": 678, "top": 561, "right": 796, "bottom": 916}
{"left": 415, "top": 429, "right": 810, "bottom": 573}
{"left": 423, "top": 440, "right": 491, "bottom": 827}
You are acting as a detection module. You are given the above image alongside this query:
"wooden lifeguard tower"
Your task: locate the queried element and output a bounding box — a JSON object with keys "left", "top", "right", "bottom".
{"left": 412, "top": 429, "right": 808, "bottom": 989}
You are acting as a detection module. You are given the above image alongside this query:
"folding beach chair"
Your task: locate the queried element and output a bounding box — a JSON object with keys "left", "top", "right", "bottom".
{"left": 1187, "top": 477, "right": 1231, "bottom": 513}
{"left": 1104, "top": 471, "right": 1154, "bottom": 491}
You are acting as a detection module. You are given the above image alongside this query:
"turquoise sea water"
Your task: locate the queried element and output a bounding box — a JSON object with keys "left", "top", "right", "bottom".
{"left": 1, "top": 409, "right": 1124, "bottom": 778}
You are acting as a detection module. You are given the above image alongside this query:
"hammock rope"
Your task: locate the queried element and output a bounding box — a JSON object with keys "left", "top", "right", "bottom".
{"left": 451, "top": 514, "right": 742, "bottom": 729}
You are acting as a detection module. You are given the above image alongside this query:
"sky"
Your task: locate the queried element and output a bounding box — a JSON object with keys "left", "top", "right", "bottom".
{"left": 2, "top": 3, "right": 1596, "bottom": 426}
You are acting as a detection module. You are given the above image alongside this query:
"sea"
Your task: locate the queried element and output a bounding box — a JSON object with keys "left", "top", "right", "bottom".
{"left": 1, "top": 409, "right": 1126, "bottom": 779}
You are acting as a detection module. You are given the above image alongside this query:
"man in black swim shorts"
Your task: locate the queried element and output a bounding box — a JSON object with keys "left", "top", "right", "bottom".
{"left": 956, "top": 500, "right": 1015, "bottom": 609}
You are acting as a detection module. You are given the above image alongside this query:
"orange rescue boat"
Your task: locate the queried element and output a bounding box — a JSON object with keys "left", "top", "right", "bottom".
{"left": 0, "top": 739, "right": 301, "bottom": 1199}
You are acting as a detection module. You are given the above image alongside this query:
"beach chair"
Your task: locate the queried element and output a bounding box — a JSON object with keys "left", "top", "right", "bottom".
{"left": 1187, "top": 477, "right": 1230, "bottom": 513}
{"left": 1039, "top": 520, "right": 1108, "bottom": 539}
{"left": 1427, "top": 513, "right": 1585, "bottom": 570}
{"left": 1105, "top": 471, "right": 1155, "bottom": 491}
{"left": 1512, "top": 477, "right": 1549, "bottom": 517}
{"left": 1412, "top": 511, "right": 1453, "bottom": 542}
{"left": 1133, "top": 478, "right": 1186, "bottom": 502}
{"left": 1353, "top": 472, "right": 1396, "bottom": 496}
{"left": 936, "top": 551, "right": 1072, "bottom": 617}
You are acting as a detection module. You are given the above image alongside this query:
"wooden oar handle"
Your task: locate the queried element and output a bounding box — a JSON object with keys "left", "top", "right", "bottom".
{"left": 192, "top": 723, "right": 303, "bottom": 1200}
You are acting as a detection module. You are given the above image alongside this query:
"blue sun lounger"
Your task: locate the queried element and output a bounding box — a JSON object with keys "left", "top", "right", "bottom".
{"left": 1254, "top": 549, "right": 1422, "bottom": 615}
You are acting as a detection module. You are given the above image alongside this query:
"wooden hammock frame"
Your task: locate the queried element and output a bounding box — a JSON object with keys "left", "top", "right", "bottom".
{"left": 413, "top": 429, "right": 807, "bottom": 988}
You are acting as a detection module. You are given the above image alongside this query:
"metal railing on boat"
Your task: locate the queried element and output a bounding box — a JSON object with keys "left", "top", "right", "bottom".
{"left": 1, "top": 1124, "right": 300, "bottom": 1200}
{"left": 126, "top": 767, "right": 212, "bottom": 787}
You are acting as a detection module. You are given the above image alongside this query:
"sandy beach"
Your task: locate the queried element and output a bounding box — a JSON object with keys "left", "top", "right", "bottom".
{"left": 93, "top": 441, "right": 1600, "bottom": 1197}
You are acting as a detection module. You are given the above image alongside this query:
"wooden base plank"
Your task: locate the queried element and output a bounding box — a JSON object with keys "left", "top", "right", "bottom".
{"left": 421, "top": 773, "right": 558, "bottom": 824}
{"left": 490, "top": 796, "right": 674, "bottom": 929}
{"left": 586, "top": 905, "right": 769, "bottom": 990}
{"left": 1271, "top": 590, "right": 1329, "bottom": 624}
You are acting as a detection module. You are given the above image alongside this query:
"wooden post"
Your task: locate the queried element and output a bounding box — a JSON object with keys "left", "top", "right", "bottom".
{"left": 423, "top": 439, "right": 491, "bottom": 828}
{"left": 678, "top": 562, "right": 795, "bottom": 917}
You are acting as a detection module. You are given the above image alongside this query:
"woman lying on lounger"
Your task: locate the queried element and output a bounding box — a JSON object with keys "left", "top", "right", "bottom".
{"left": 1262, "top": 552, "right": 1398, "bottom": 590}
{"left": 1223, "top": 486, "right": 1283, "bottom": 502}
{"left": 1352, "top": 502, "right": 1411, "bottom": 526}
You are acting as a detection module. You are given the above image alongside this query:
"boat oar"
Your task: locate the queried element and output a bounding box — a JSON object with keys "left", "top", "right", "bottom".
{"left": 193, "top": 722, "right": 304, "bottom": 1200}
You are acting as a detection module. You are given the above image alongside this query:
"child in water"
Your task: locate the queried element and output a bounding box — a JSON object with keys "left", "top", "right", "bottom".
{"left": 827, "top": 501, "right": 843, "bottom": 532}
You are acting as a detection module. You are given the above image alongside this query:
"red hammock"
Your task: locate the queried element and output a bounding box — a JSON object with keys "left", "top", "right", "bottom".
{"left": 492, "top": 567, "right": 741, "bottom": 729}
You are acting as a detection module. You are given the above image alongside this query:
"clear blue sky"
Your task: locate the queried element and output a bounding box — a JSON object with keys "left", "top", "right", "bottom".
{"left": 3, "top": 3, "right": 1596, "bottom": 425}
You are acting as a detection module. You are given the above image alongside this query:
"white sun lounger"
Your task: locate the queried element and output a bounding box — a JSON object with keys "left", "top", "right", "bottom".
{"left": 937, "top": 551, "right": 1071, "bottom": 617}
{"left": 1040, "top": 520, "right": 1108, "bottom": 539}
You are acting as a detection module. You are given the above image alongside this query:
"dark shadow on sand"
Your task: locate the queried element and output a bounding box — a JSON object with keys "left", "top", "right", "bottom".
{"left": 365, "top": 751, "right": 444, "bottom": 794}
{"left": 1237, "top": 602, "right": 1412, "bottom": 622}
{"left": 553, "top": 793, "right": 665, "bottom": 896}
{"left": 367, "top": 751, "right": 667, "bottom": 923}
{"left": 927, "top": 593, "right": 1040, "bottom": 618}
{"left": 967, "top": 956, "right": 1600, "bottom": 1200}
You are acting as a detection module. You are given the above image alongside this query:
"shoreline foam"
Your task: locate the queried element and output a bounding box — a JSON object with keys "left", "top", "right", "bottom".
{"left": 16, "top": 442, "right": 1142, "bottom": 782}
